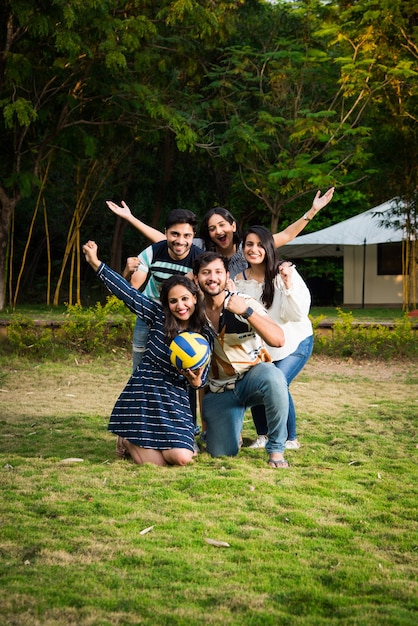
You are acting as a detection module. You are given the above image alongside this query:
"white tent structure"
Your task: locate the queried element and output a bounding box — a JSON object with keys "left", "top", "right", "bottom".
{"left": 284, "top": 198, "right": 405, "bottom": 257}
{"left": 283, "top": 199, "right": 409, "bottom": 307}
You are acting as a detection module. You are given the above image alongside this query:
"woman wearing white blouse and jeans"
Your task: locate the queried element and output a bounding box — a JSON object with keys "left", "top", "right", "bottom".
{"left": 234, "top": 225, "right": 313, "bottom": 449}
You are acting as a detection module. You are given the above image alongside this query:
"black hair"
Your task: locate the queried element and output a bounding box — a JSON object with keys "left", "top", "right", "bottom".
{"left": 165, "top": 209, "right": 198, "bottom": 231}
{"left": 159, "top": 274, "right": 207, "bottom": 343}
{"left": 192, "top": 251, "right": 229, "bottom": 275}
{"left": 242, "top": 225, "right": 281, "bottom": 309}
{"left": 199, "top": 207, "right": 241, "bottom": 251}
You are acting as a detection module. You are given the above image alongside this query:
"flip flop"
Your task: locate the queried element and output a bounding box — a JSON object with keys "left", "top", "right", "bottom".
{"left": 267, "top": 458, "right": 289, "bottom": 469}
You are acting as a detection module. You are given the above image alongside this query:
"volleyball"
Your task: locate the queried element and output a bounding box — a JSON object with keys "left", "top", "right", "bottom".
{"left": 169, "top": 332, "right": 211, "bottom": 371}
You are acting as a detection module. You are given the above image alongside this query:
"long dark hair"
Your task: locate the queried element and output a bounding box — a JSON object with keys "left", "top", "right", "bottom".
{"left": 199, "top": 207, "right": 241, "bottom": 251}
{"left": 242, "top": 226, "right": 280, "bottom": 309}
{"left": 159, "top": 275, "right": 207, "bottom": 343}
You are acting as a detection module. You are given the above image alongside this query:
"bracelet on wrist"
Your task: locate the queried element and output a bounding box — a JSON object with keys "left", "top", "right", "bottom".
{"left": 303, "top": 212, "right": 312, "bottom": 221}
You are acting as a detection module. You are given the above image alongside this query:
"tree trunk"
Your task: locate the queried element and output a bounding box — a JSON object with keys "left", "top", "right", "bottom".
{"left": 153, "top": 131, "right": 176, "bottom": 227}
{"left": 270, "top": 212, "right": 279, "bottom": 235}
{"left": 0, "top": 187, "right": 19, "bottom": 311}
{"left": 110, "top": 218, "right": 128, "bottom": 273}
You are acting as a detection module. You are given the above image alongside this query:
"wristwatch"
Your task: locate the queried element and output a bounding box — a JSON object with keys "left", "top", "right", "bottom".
{"left": 242, "top": 307, "right": 254, "bottom": 320}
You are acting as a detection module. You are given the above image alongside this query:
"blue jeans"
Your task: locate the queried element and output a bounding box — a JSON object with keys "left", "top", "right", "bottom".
{"left": 252, "top": 334, "right": 313, "bottom": 441}
{"left": 132, "top": 318, "right": 149, "bottom": 373}
{"left": 202, "top": 362, "right": 289, "bottom": 457}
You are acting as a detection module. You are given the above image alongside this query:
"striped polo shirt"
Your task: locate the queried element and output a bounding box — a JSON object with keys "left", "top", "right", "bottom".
{"left": 136, "top": 240, "right": 203, "bottom": 300}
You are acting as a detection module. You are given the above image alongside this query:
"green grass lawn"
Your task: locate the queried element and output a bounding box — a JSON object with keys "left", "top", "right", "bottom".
{"left": 310, "top": 307, "right": 409, "bottom": 323}
{"left": 0, "top": 355, "right": 416, "bottom": 625}
{"left": 312, "top": 307, "right": 405, "bottom": 320}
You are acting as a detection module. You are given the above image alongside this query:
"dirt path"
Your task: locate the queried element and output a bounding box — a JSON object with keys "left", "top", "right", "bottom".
{"left": 1, "top": 355, "right": 415, "bottom": 424}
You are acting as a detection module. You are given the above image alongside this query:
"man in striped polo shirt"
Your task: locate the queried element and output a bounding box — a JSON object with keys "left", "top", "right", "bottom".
{"left": 125, "top": 209, "right": 203, "bottom": 372}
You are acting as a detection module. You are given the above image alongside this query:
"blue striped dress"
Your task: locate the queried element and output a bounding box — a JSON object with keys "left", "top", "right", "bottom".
{"left": 96, "top": 263, "right": 212, "bottom": 451}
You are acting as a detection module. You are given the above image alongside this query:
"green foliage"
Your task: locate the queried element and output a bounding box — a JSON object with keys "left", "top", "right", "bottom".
{"left": 2, "top": 97, "right": 37, "bottom": 128}
{"left": 4, "top": 297, "right": 134, "bottom": 359}
{"left": 62, "top": 296, "right": 134, "bottom": 354}
{"left": 202, "top": 5, "right": 375, "bottom": 230}
{"left": 313, "top": 309, "right": 418, "bottom": 360}
{"left": 309, "top": 312, "right": 327, "bottom": 330}
{"left": 330, "top": 0, "right": 418, "bottom": 203}
{"left": 6, "top": 315, "right": 57, "bottom": 359}
{"left": 3, "top": 304, "right": 417, "bottom": 362}
{"left": 4, "top": 171, "right": 40, "bottom": 197}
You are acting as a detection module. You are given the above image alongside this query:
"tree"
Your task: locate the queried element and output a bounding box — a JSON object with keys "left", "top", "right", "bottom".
{"left": 1, "top": 0, "right": 148, "bottom": 308}
{"left": 2, "top": 0, "right": 416, "bottom": 307}
{"left": 329, "top": 0, "right": 418, "bottom": 194}
{"left": 201, "top": 0, "right": 378, "bottom": 232}
{"left": 333, "top": 0, "right": 418, "bottom": 307}
{"left": 0, "top": 0, "right": 241, "bottom": 308}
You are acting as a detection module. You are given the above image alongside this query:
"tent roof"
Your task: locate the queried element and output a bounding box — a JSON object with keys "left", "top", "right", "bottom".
{"left": 283, "top": 198, "right": 406, "bottom": 258}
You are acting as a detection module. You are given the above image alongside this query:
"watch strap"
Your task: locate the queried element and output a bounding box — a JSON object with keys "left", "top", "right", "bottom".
{"left": 242, "top": 307, "right": 254, "bottom": 320}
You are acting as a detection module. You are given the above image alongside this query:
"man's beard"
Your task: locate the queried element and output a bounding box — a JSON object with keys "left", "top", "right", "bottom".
{"left": 199, "top": 282, "right": 226, "bottom": 297}
{"left": 167, "top": 242, "right": 190, "bottom": 259}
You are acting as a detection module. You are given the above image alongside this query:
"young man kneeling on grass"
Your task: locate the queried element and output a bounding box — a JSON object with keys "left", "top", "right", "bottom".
{"left": 193, "top": 252, "right": 289, "bottom": 469}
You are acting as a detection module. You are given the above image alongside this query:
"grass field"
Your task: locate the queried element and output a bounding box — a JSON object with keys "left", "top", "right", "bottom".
{"left": 0, "top": 354, "right": 417, "bottom": 625}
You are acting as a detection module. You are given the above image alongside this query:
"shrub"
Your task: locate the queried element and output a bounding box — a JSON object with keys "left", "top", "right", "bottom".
{"left": 3, "top": 297, "right": 134, "bottom": 359}
{"left": 313, "top": 309, "right": 418, "bottom": 360}
{"left": 6, "top": 315, "right": 58, "bottom": 359}
{"left": 3, "top": 304, "right": 417, "bottom": 361}
{"left": 61, "top": 297, "right": 134, "bottom": 354}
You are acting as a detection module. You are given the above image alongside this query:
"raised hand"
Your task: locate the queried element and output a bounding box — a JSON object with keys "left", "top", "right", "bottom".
{"left": 106, "top": 200, "right": 132, "bottom": 220}
{"left": 311, "top": 187, "right": 335, "bottom": 215}
{"left": 278, "top": 261, "right": 294, "bottom": 289}
{"left": 82, "top": 240, "right": 101, "bottom": 271}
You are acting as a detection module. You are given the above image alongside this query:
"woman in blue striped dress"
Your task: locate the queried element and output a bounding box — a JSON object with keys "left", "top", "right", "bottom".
{"left": 83, "top": 240, "right": 212, "bottom": 467}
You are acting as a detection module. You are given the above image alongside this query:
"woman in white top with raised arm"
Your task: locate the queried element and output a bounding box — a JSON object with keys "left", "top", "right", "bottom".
{"left": 234, "top": 225, "right": 313, "bottom": 450}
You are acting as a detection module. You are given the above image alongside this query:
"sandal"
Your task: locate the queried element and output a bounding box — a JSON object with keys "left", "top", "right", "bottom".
{"left": 267, "top": 458, "right": 289, "bottom": 469}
